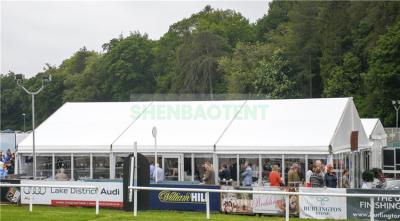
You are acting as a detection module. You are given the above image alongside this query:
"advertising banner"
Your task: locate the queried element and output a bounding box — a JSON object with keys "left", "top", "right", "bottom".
{"left": 220, "top": 186, "right": 253, "bottom": 214}
{"left": 252, "top": 186, "right": 285, "bottom": 214}
{"left": 149, "top": 184, "right": 220, "bottom": 211}
{"left": 299, "top": 187, "right": 347, "bottom": 220}
{"left": 20, "top": 180, "right": 123, "bottom": 208}
{"left": 347, "top": 189, "right": 400, "bottom": 220}
{"left": 0, "top": 179, "right": 21, "bottom": 203}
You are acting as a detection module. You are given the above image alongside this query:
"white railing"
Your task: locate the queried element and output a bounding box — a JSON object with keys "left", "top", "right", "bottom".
{"left": 129, "top": 185, "right": 400, "bottom": 221}
{"left": 0, "top": 183, "right": 100, "bottom": 215}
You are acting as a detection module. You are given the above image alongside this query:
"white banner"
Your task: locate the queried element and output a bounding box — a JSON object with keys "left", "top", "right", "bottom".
{"left": 21, "top": 180, "right": 123, "bottom": 208}
{"left": 252, "top": 186, "right": 285, "bottom": 214}
{"left": 299, "top": 187, "right": 347, "bottom": 220}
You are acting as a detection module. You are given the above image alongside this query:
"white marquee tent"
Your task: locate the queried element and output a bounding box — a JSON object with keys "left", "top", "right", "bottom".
{"left": 361, "top": 118, "right": 387, "bottom": 169}
{"left": 17, "top": 97, "right": 371, "bottom": 186}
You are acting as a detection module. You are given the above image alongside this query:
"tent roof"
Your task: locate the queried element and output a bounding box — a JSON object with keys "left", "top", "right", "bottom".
{"left": 361, "top": 118, "right": 387, "bottom": 140}
{"left": 18, "top": 98, "right": 369, "bottom": 154}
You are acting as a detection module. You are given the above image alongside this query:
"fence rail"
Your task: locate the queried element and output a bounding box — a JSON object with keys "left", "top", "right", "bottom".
{"left": 128, "top": 185, "right": 400, "bottom": 221}
{"left": 0, "top": 183, "right": 100, "bottom": 215}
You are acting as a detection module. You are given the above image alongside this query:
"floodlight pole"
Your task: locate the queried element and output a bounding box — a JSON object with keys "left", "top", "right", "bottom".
{"left": 16, "top": 80, "right": 47, "bottom": 180}
{"left": 22, "top": 113, "right": 26, "bottom": 132}
{"left": 393, "top": 100, "right": 400, "bottom": 129}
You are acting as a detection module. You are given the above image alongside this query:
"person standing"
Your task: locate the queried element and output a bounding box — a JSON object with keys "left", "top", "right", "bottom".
{"left": 203, "top": 161, "right": 215, "bottom": 185}
{"left": 269, "top": 165, "right": 281, "bottom": 187}
{"left": 288, "top": 163, "right": 300, "bottom": 187}
{"left": 149, "top": 161, "right": 155, "bottom": 179}
{"left": 218, "top": 164, "right": 231, "bottom": 181}
{"left": 153, "top": 163, "right": 164, "bottom": 182}
{"left": 305, "top": 163, "right": 313, "bottom": 187}
{"left": 242, "top": 162, "right": 253, "bottom": 186}
{"left": 310, "top": 166, "right": 324, "bottom": 188}
{"left": 324, "top": 164, "right": 337, "bottom": 188}
{"left": 340, "top": 169, "right": 350, "bottom": 188}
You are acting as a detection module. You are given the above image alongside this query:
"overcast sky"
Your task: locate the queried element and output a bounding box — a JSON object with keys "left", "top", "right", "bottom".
{"left": 1, "top": 1, "right": 269, "bottom": 77}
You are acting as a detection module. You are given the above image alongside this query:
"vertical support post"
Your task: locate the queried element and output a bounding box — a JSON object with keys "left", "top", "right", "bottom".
{"left": 32, "top": 94, "right": 36, "bottom": 179}
{"left": 236, "top": 154, "right": 240, "bottom": 187}
{"left": 285, "top": 194, "right": 289, "bottom": 221}
{"left": 154, "top": 134, "right": 158, "bottom": 183}
{"left": 282, "top": 155, "right": 285, "bottom": 185}
{"left": 29, "top": 187, "right": 33, "bottom": 212}
{"left": 133, "top": 142, "right": 138, "bottom": 216}
{"left": 110, "top": 152, "right": 115, "bottom": 179}
{"left": 370, "top": 197, "right": 374, "bottom": 221}
{"left": 129, "top": 156, "right": 134, "bottom": 202}
{"left": 205, "top": 191, "right": 210, "bottom": 219}
{"left": 258, "top": 154, "right": 262, "bottom": 185}
{"left": 71, "top": 153, "right": 74, "bottom": 181}
{"left": 213, "top": 151, "right": 218, "bottom": 185}
{"left": 133, "top": 189, "right": 138, "bottom": 217}
{"left": 95, "top": 188, "right": 99, "bottom": 215}
{"left": 89, "top": 153, "right": 93, "bottom": 179}
{"left": 191, "top": 153, "right": 195, "bottom": 182}
{"left": 52, "top": 153, "right": 55, "bottom": 180}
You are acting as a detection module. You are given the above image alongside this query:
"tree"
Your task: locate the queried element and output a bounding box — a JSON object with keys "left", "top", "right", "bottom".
{"left": 363, "top": 20, "right": 400, "bottom": 126}
{"left": 254, "top": 50, "right": 297, "bottom": 98}
{"left": 219, "top": 42, "right": 272, "bottom": 95}
{"left": 172, "top": 31, "right": 230, "bottom": 98}
{"left": 324, "top": 52, "right": 363, "bottom": 97}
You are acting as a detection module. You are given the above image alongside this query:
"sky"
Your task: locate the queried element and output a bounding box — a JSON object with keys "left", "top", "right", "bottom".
{"left": 1, "top": 1, "right": 269, "bottom": 77}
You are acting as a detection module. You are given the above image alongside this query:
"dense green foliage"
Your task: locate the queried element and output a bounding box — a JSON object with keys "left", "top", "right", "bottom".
{"left": 1, "top": 2, "right": 400, "bottom": 130}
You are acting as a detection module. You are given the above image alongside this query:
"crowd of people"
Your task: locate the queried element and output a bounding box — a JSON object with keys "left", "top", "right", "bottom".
{"left": 199, "top": 159, "right": 358, "bottom": 188}
{"left": 0, "top": 149, "right": 15, "bottom": 178}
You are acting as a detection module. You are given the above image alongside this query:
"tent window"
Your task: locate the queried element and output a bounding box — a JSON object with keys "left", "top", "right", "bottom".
{"left": 194, "top": 156, "right": 212, "bottom": 182}
{"left": 93, "top": 155, "right": 109, "bottom": 179}
{"left": 262, "top": 157, "right": 282, "bottom": 182}
{"left": 239, "top": 157, "right": 259, "bottom": 186}
{"left": 36, "top": 156, "right": 52, "bottom": 179}
{"left": 218, "top": 157, "right": 236, "bottom": 183}
{"left": 383, "top": 149, "right": 395, "bottom": 170}
{"left": 115, "top": 156, "right": 126, "bottom": 179}
{"left": 55, "top": 155, "right": 71, "bottom": 181}
{"left": 74, "top": 155, "right": 90, "bottom": 180}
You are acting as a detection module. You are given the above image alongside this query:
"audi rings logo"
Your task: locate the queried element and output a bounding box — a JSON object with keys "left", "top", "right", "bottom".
{"left": 23, "top": 187, "right": 46, "bottom": 195}
{"left": 316, "top": 196, "right": 329, "bottom": 206}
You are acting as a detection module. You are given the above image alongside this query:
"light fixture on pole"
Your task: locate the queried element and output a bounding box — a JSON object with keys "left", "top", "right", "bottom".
{"left": 22, "top": 113, "right": 26, "bottom": 132}
{"left": 15, "top": 73, "right": 52, "bottom": 179}
{"left": 392, "top": 100, "right": 400, "bottom": 129}
{"left": 152, "top": 126, "right": 158, "bottom": 183}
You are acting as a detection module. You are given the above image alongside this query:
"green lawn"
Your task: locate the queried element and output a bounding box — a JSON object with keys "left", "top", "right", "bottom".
{"left": 0, "top": 205, "right": 348, "bottom": 221}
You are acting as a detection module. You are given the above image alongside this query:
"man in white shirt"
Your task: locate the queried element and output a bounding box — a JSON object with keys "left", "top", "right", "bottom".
{"left": 153, "top": 163, "right": 164, "bottom": 182}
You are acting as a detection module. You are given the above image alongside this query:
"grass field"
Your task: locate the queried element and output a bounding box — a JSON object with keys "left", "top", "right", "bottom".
{"left": 0, "top": 205, "right": 351, "bottom": 221}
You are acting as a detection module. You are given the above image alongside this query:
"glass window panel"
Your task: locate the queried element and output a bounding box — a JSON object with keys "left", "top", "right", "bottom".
{"left": 184, "top": 157, "right": 192, "bottom": 181}
{"left": 164, "top": 157, "right": 179, "bottom": 181}
{"left": 93, "top": 155, "right": 109, "bottom": 179}
{"left": 285, "top": 157, "right": 305, "bottom": 186}
{"left": 218, "top": 157, "right": 236, "bottom": 184}
{"left": 74, "top": 155, "right": 90, "bottom": 180}
{"left": 383, "top": 149, "right": 394, "bottom": 166}
{"left": 55, "top": 155, "right": 71, "bottom": 181}
{"left": 115, "top": 156, "right": 126, "bottom": 179}
{"left": 36, "top": 156, "right": 52, "bottom": 179}
{"left": 194, "top": 157, "right": 212, "bottom": 182}
{"left": 239, "top": 157, "right": 259, "bottom": 186}
{"left": 396, "top": 149, "right": 400, "bottom": 165}
{"left": 262, "top": 157, "right": 282, "bottom": 182}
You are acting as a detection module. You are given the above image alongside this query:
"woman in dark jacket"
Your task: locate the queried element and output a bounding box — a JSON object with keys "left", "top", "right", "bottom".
{"left": 324, "top": 164, "right": 337, "bottom": 188}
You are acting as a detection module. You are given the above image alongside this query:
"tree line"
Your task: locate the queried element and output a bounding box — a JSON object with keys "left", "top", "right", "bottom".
{"left": 1, "top": 1, "right": 400, "bottom": 131}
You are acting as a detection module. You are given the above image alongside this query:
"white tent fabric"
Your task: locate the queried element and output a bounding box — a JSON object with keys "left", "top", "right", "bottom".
{"left": 216, "top": 98, "right": 369, "bottom": 154}
{"left": 361, "top": 118, "right": 387, "bottom": 168}
{"left": 18, "top": 98, "right": 369, "bottom": 155}
{"left": 18, "top": 102, "right": 152, "bottom": 153}
{"left": 112, "top": 100, "right": 246, "bottom": 152}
